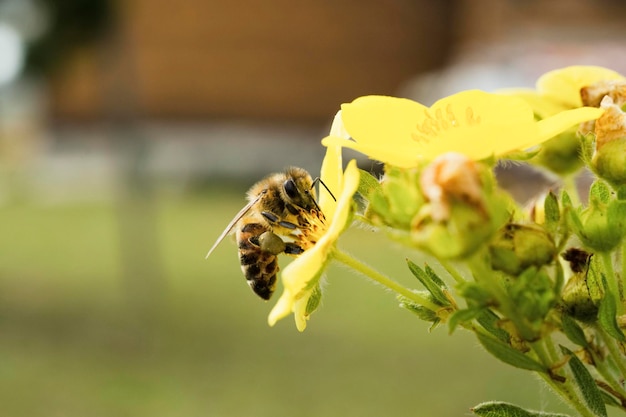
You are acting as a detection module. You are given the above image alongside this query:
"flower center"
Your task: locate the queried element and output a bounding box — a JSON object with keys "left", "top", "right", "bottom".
{"left": 294, "top": 208, "right": 328, "bottom": 251}
{"left": 411, "top": 104, "right": 481, "bottom": 143}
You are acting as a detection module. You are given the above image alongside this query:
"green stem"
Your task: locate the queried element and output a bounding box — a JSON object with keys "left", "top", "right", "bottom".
{"left": 438, "top": 258, "right": 466, "bottom": 285}
{"left": 600, "top": 251, "right": 623, "bottom": 315}
{"left": 333, "top": 249, "right": 440, "bottom": 312}
{"left": 621, "top": 238, "right": 626, "bottom": 302}
{"left": 598, "top": 326, "right": 626, "bottom": 378}
{"left": 467, "top": 254, "right": 535, "bottom": 340}
{"left": 536, "top": 336, "right": 597, "bottom": 417}
{"left": 589, "top": 340, "right": 626, "bottom": 399}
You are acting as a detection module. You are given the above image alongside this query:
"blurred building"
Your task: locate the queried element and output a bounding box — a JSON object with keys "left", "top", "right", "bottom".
{"left": 47, "top": 1, "right": 456, "bottom": 124}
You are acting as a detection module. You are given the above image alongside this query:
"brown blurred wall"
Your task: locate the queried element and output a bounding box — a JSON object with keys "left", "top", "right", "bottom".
{"left": 47, "top": 1, "right": 456, "bottom": 123}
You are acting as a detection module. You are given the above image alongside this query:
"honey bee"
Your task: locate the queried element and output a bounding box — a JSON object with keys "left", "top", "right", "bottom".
{"left": 206, "top": 167, "right": 331, "bottom": 300}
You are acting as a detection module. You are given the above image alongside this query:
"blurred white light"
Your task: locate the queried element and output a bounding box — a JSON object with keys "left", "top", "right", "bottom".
{"left": 0, "top": 23, "right": 24, "bottom": 86}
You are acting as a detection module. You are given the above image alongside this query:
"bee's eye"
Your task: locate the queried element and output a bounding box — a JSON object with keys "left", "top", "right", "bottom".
{"left": 283, "top": 179, "right": 299, "bottom": 199}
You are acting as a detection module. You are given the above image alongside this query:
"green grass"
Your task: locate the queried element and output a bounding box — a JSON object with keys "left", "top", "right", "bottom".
{"left": 0, "top": 188, "right": 574, "bottom": 417}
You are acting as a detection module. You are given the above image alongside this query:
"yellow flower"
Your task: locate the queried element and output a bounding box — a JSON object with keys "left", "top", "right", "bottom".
{"left": 321, "top": 90, "right": 603, "bottom": 168}
{"left": 501, "top": 66, "right": 624, "bottom": 174}
{"left": 268, "top": 114, "right": 360, "bottom": 331}
{"left": 536, "top": 65, "right": 624, "bottom": 108}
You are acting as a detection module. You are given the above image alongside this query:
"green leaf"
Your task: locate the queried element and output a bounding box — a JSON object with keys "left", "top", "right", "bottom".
{"left": 567, "top": 209, "right": 584, "bottom": 238}
{"left": 560, "top": 346, "right": 607, "bottom": 417}
{"left": 406, "top": 259, "right": 450, "bottom": 306}
{"left": 598, "top": 295, "right": 626, "bottom": 341}
{"left": 476, "top": 332, "right": 547, "bottom": 373}
{"left": 560, "top": 314, "right": 589, "bottom": 347}
{"left": 599, "top": 391, "right": 621, "bottom": 408}
{"left": 398, "top": 293, "right": 439, "bottom": 323}
{"left": 544, "top": 191, "right": 560, "bottom": 232}
{"left": 472, "top": 401, "right": 571, "bottom": 417}
{"left": 356, "top": 169, "right": 382, "bottom": 200}
{"left": 424, "top": 264, "right": 448, "bottom": 289}
{"left": 449, "top": 308, "right": 481, "bottom": 334}
{"left": 561, "top": 190, "right": 573, "bottom": 209}
{"left": 477, "top": 309, "right": 510, "bottom": 344}
{"left": 589, "top": 180, "right": 611, "bottom": 206}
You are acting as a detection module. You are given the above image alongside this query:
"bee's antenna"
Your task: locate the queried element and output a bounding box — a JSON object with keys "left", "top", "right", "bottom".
{"left": 311, "top": 177, "right": 336, "bottom": 202}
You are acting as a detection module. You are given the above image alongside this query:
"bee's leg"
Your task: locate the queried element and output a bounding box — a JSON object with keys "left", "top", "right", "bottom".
{"left": 261, "top": 211, "right": 298, "bottom": 230}
{"left": 257, "top": 231, "right": 287, "bottom": 255}
{"left": 284, "top": 243, "right": 304, "bottom": 255}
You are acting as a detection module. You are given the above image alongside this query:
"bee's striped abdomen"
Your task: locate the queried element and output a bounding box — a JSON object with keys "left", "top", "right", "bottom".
{"left": 237, "top": 221, "right": 279, "bottom": 300}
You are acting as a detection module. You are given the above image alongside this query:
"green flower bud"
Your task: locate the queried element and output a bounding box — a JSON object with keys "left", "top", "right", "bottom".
{"left": 411, "top": 153, "right": 510, "bottom": 259}
{"left": 366, "top": 165, "right": 425, "bottom": 229}
{"left": 532, "top": 129, "right": 584, "bottom": 175}
{"left": 489, "top": 224, "right": 556, "bottom": 276}
{"left": 592, "top": 138, "right": 626, "bottom": 187}
{"left": 577, "top": 199, "right": 624, "bottom": 253}
{"left": 591, "top": 96, "right": 626, "bottom": 187}
{"left": 561, "top": 257, "right": 603, "bottom": 323}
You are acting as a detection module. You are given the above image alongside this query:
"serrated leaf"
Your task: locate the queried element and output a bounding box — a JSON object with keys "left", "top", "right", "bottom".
{"left": 476, "top": 332, "right": 547, "bottom": 373}
{"left": 589, "top": 181, "right": 611, "bottom": 206}
{"left": 472, "top": 401, "right": 571, "bottom": 417}
{"left": 424, "top": 264, "right": 448, "bottom": 289}
{"left": 406, "top": 259, "right": 450, "bottom": 306}
{"left": 544, "top": 191, "right": 560, "bottom": 232}
{"left": 561, "top": 314, "right": 589, "bottom": 347}
{"left": 598, "top": 295, "right": 626, "bottom": 341}
{"left": 560, "top": 345, "right": 607, "bottom": 417}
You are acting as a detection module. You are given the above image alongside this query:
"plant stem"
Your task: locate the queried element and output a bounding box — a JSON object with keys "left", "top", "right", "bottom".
{"left": 438, "top": 258, "right": 466, "bottom": 284}
{"left": 600, "top": 251, "right": 623, "bottom": 315}
{"left": 598, "top": 326, "right": 626, "bottom": 378}
{"left": 621, "top": 238, "right": 626, "bottom": 301}
{"left": 467, "top": 253, "right": 535, "bottom": 340}
{"left": 333, "top": 249, "right": 440, "bottom": 311}
{"left": 534, "top": 336, "right": 597, "bottom": 417}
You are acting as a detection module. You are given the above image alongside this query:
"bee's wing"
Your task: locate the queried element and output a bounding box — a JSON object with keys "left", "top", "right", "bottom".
{"left": 205, "top": 194, "right": 263, "bottom": 259}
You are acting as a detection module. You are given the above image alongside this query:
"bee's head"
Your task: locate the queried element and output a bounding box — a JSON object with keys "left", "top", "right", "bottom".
{"left": 282, "top": 167, "right": 317, "bottom": 210}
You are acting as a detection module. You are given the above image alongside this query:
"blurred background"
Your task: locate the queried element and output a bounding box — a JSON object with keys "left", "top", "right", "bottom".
{"left": 1, "top": 0, "right": 626, "bottom": 416}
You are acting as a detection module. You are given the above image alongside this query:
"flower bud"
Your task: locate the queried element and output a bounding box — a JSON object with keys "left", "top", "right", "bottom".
{"left": 576, "top": 199, "right": 624, "bottom": 253}
{"left": 591, "top": 96, "right": 626, "bottom": 187}
{"left": 561, "top": 257, "right": 602, "bottom": 323}
{"left": 580, "top": 79, "right": 626, "bottom": 107}
{"left": 366, "top": 165, "right": 425, "bottom": 229}
{"left": 411, "top": 153, "right": 510, "bottom": 259}
{"left": 489, "top": 224, "right": 556, "bottom": 276}
{"left": 532, "top": 130, "right": 584, "bottom": 175}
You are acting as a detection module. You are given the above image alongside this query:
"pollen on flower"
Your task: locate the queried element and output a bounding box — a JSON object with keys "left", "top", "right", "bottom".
{"left": 465, "top": 107, "right": 481, "bottom": 126}
{"left": 412, "top": 104, "right": 481, "bottom": 144}
{"left": 294, "top": 209, "right": 328, "bottom": 250}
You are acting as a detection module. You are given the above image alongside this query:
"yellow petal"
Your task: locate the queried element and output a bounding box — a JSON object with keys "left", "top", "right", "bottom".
{"left": 293, "top": 295, "right": 310, "bottom": 332}
{"left": 411, "top": 90, "right": 536, "bottom": 159}
{"left": 341, "top": 95, "right": 428, "bottom": 148}
{"left": 319, "top": 141, "right": 342, "bottom": 216}
{"left": 267, "top": 289, "right": 295, "bottom": 327}
{"left": 322, "top": 136, "right": 421, "bottom": 168}
{"left": 537, "top": 65, "right": 625, "bottom": 108}
{"left": 535, "top": 106, "right": 605, "bottom": 144}
{"left": 497, "top": 88, "right": 568, "bottom": 118}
